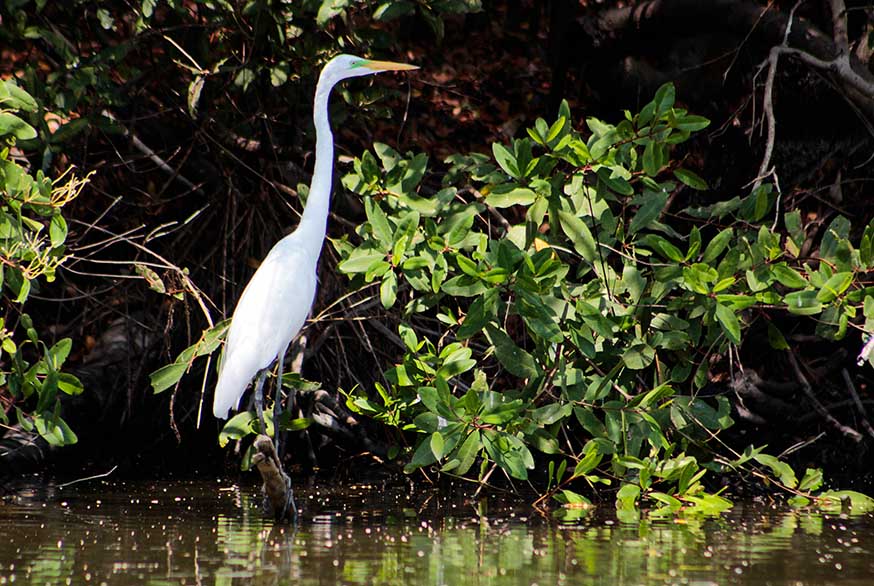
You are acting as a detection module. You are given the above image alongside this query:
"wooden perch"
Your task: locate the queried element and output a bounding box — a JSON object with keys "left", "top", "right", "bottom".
{"left": 252, "top": 434, "right": 296, "bottom": 522}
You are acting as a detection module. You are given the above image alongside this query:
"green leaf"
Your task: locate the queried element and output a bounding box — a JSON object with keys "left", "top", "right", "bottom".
{"left": 485, "top": 324, "right": 537, "bottom": 379}
{"left": 714, "top": 303, "right": 741, "bottom": 344}
{"left": 480, "top": 392, "right": 524, "bottom": 425}
{"left": 739, "top": 184, "right": 774, "bottom": 222}
{"left": 515, "top": 289, "right": 563, "bottom": 343}
{"left": 701, "top": 228, "right": 733, "bottom": 263}
{"left": 418, "top": 386, "right": 441, "bottom": 414}
{"left": 554, "top": 489, "right": 592, "bottom": 507}
{"left": 596, "top": 167, "right": 634, "bottom": 195}
{"left": 675, "top": 114, "right": 710, "bottom": 132}
{"left": 798, "top": 468, "right": 824, "bottom": 493}
{"left": 642, "top": 141, "right": 661, "bottom": 176}
{"left": 482, "top": 429, "right": 534, "bottom": 480}
{"left": 49, "top": 215, "right": 68, "bottom": 247}
{"left": 365, "top": 197, "right": 393, "bottom": 247}
{"left": 771, "top": 263, "right": 807, "bottom": 289}
{"left": 232, "top": 68, "right": 255, "bottom": 92}
{"left": 622, "top": 343, "right": 655, "bottom": 370}
{"left": 317, "top": 0, "right": 351, "bottom": 25}
{"left": 821, "top": 215, "right": 850, "bottom": 260}
{"left": 441, "top": 275, "right": 487, "bottom": 297}
{"left": 430, "top": 431, "right": 445, "bottom": 460}
{"left": 453, "top": 430, "right": 481, "bottom": 475}
{"left": 0, "top": 80, "right": 38, "bottom": 112}
{"left": 574, "top": 407, "right": 607, "bottom": 438}
{"left": 784, "top": 290, "right": 823, "bottom": 316}
{"left": 616, "top": 483, "right": 641, "bottom": 510}
{"left": 766, "top": 323, "right": 790, "bottom": 350}
{"left": 458, "top": 289, "right": 497, "bottom": 339}
{"left": 141, "top": 0, "right": 156, "bottom": 18}
{"left": 492, "top": 143, "right": 519, "bottom": 178}
{"left": 816, "top": 271, "right": 853, "bottom": 303}
{"left": 649, "top": 492, "right": 683, "bottom": 511}
{"left": 638, "top": 234, "right": 684, "bottom": 262}
{"left": 629, "top": 190, "right": 667, "bottom": 235}
{"left": 636, "top": 384, "right": 675, "bottom": 409}
{"left": 682, "top": 493, "right": 733, "bottom": 515}
{"left": 653, "top": 82, "right": 676, "bottom": 114}
{"left": 573, "top": 442, "right": 604, "bottom": 476}
{"left": 753, "top": 452, "right": 797, "bottom": 488}
{"left": 455, "top": 253, "right": 479, "bottom": 277}
{"left": 219, "top": 411, "right": 256, "bottom": 447}
{"left": 683, "top": 197, "right": 742, "bottom": 220}
{"left": 380, "top": 271, "right": 398, "bottom": 308}
{"left": 34, "top": 413, "right": 78, "bottom": 447}
{"left": 557, "top": 210, "right": 596, "bottom": 260}
{"left": 673, "top": 168, "right": 708, "bottom": 190}
{"left": 486, "top": 185, "right": 536, "bottom": 208}
{"left": 436, "top": 348, "right": 476, "bottom": 380}
{"left": 150, "top": 362, "right": 187, "bottom": 393}
{"left": 15, "top": 278, "right": 31, "bottom": 303}
{"left": 816, "top": 490, "right": 874, "bottom": 514}
{"left": 373, "top": 0, "right": 415, "bottom": 20}
{"left": 405, "top": 437, "right": 438, "bottom": 473}
{"left": 47, "top": 338, "right": 72, "bottom": 369}
{"left": 57, "top": 373, "right": 84, "bottom": 395}
{"left": 0, "top": 113, "right": 37, "bottom": 140}
{"left": 531, "top": 402, "right": 572, "bottom": 426}
{"left": 338, "top": 250, "right": 386, "bottom": 274}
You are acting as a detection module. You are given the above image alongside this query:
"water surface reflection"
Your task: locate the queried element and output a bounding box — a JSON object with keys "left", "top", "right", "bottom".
{"left": 1, "top": 479, "right": 871, "bottom": 585}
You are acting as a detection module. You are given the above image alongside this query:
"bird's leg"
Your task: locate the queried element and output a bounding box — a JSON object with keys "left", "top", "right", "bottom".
{"left": 274, "top": 350, "right": 285, "bottom": 461}
{"left": 253, "top": 368, "right": 269, "bottom": 434}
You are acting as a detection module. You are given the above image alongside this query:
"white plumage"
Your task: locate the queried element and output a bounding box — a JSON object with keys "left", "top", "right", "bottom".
{"left": 213, "top": 234, "right": 317, "bottom": 419}
{"left": 212, "top": 54, "right": 417, "bottom": 421}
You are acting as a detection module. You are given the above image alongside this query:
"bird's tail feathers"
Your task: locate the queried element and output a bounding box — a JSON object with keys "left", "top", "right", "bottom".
{"left": 213, "top": 355, "right": 254, "bottom": 420}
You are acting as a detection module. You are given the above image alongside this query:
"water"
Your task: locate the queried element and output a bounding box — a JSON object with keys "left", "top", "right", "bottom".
{"left": 1, "top": 479, "right": 873, "bottom": 585}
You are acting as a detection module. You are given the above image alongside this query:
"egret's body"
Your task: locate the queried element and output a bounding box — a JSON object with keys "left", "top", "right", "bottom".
{"left": 213, "top": 55, "right": 417, "bottom": 428}
{"left": 212, "top": 235, "right": 316, "bottom": 420}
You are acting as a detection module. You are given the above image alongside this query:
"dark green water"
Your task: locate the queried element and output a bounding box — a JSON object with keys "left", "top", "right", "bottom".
{"left": 1, "top": 479, "right": 872, "bottom": 585}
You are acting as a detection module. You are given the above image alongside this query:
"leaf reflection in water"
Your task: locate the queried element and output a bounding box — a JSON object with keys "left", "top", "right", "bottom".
{"left": 1, "top": 480, "right": 873, "bottom": 585}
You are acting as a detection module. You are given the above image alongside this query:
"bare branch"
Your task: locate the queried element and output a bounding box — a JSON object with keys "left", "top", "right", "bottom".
{"left": 788, "top": 352, "right": 863, "bottom": 442}
{"left": 829, "top": 0, "right": 849, "bottom": 53}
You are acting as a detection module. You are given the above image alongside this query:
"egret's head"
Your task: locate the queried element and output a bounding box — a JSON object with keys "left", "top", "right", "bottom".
{"left": 321, "top": 54, "right": 418, "bottom": 86}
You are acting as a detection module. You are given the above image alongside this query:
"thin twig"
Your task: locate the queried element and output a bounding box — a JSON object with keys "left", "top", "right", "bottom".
{"left": 841, "top": 368, "right": 874, "bottom": 439}
{"left": 473, "top": 463, "right": 498, "bottom": 499}
{"left": 788, "top": 351, "right": 863, "bottom": 442}
{"left": 57, "top": 465, "right": 118, "bottom": 488}
{"left": 68, "top": 220, "right": 216, "bottom": 327}
{"left": 777, "top": 432, "right": 826, "bottom": 458}
{"left": 753, "top": 0, "right": 805, "bottom": 191}
{"left": 102, "top": 110, "right": 204, "bottom": 196}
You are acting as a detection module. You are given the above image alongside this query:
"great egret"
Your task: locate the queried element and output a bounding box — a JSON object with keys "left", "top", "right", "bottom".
{"left": 213, "top": 55, "right": 418, "bottom": 456}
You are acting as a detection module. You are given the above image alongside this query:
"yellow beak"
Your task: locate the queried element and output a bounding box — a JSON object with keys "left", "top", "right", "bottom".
{"left": 363, "top": 59, "right": 419, "bottom": 72}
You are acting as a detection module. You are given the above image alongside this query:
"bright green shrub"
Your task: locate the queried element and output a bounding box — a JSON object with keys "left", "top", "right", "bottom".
{"left": 0, "top": 79, "right": 88, "bottom": 446}
{"left": 334, "top": 83, "right": 874, "bottom": 510}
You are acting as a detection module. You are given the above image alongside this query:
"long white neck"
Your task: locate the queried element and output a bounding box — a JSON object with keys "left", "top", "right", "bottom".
{"left": 297, "top": 74, "right": 336, "bottom": 258}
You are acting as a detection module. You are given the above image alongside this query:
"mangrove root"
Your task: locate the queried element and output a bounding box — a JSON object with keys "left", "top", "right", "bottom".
{"left": 252, "top": 434, "right": 296, "bottom": 522}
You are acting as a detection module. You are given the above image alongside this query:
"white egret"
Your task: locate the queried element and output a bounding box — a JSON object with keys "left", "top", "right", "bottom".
{"left": 213, "top": 55, "right": 418, "bottom": 459}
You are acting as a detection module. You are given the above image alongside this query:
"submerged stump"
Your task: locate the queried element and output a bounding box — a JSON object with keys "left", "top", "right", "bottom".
{"left": 251, "top": 434, "right": 295, "bottom": 522}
